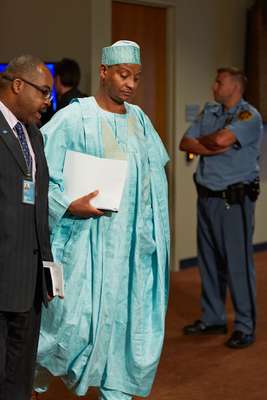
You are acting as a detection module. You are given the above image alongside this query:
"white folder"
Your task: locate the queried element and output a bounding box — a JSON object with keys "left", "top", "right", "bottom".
{"left": 43, "top": 261, "right": 64, "bottom": 297}
{"left": 63, "top": 150, "right": 128, "bottom": 212}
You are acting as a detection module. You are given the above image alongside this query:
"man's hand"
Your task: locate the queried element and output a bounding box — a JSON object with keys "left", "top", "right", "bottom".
{"left": 47, "top": 294, "right": 64, "bottom": 301}
{"left": 68, "top": 190, "right": 104, "bottom": 218}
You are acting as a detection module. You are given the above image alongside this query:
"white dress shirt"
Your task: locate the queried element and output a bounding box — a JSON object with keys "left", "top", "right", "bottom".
{"left": 0, "top": 100, "right": 36, "bottom": 180}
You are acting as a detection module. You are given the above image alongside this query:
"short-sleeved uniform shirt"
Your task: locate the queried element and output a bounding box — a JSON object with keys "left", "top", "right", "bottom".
{"left": 185, "top": 99, "right": 263, "bottom": 190}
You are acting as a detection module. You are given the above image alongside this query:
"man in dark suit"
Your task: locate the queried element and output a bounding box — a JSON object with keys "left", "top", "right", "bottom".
{"left": 0, "top": 55, "right": 53, "bottom": 400}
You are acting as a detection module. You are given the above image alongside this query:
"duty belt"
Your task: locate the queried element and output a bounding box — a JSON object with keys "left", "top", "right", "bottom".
{"left": 195, "top": 177, "right": 260, "bottom": 205}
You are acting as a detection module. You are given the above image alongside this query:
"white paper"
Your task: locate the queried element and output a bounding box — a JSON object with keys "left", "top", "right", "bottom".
{"left": 43, "top": 261, "right": 64, "bottom": 297}
{"left": 63, "top": 150, "right": 128, "bottom": 212}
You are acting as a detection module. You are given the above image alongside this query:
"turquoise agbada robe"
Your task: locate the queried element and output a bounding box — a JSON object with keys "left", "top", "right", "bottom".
{"left": 36, "top": 97, "right": 170, "bottom": 397}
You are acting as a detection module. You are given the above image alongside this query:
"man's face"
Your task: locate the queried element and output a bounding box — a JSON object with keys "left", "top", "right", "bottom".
{"left": 101, "top": 64, "right": 142, "bottom": 104}
{"left": 16, "top": 64, "right": 53, "bottom": 124}
{"left": 212, "top": 72, "right": 237, "bottom": 104}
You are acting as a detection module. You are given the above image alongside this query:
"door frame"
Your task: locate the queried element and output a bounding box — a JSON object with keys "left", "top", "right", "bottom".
{"left": 90, "top": 0, "right": 177, "bottom": 269}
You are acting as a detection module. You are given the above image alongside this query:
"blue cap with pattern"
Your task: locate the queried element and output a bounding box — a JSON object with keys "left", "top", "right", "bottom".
{"left": 101, "top": 40, "right": 141, "bottom": 65}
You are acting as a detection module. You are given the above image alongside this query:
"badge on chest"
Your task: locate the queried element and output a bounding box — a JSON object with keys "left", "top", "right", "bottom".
{"left": 22, "top": 178, "right": 35, "bottom": 205}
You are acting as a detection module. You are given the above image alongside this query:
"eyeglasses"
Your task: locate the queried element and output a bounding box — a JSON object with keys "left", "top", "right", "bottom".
{"left": 1, "top": 74, "right": 53, "bottom": 101}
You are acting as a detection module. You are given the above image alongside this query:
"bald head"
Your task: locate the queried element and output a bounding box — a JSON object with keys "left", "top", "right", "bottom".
{"left": 0, "top": 55, "right": 50, "bottom": 90}
{"left": 0, "top": 54, "right": 53, "bottom": 125}
{"left": 6, "top": 55, "right": 45, "bottom": 75}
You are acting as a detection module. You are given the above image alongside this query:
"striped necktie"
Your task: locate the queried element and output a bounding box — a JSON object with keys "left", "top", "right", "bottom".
{"left": 14, "top": 121, "right": 32, "bottom": 172}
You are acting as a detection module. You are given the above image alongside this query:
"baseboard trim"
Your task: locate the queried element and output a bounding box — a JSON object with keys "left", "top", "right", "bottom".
{"left": 180, "top": 241, "right": 267, "bottom": 270}
{"left": 253, "top": 242, "right": 267, "bottom": 252}
{"left": 180, "top": 257, "right": 198, "bottom": 269}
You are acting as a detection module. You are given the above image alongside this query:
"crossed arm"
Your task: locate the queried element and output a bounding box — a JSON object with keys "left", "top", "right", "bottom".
{"left": 179, "top": 128, "right": 237, "bottom": 156}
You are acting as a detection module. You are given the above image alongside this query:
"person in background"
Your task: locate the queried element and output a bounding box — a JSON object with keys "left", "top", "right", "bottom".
{"left": 40, "top": 58, "right": 87, "bottom": 125}
{"left": 54, "top": 57, "right": 87, "bottom": 110}
{"left": 180, "top": 67, "right": 263, "bottom": 349}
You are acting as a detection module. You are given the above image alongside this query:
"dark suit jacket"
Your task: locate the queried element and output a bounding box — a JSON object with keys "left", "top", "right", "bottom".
{"left": 0, "top": 111, "right": 53, "bottom": 312}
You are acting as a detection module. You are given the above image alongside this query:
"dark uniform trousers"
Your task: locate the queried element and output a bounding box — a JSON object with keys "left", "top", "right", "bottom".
{"left": 198, "top": 195, "right": 256, "bottom": 334}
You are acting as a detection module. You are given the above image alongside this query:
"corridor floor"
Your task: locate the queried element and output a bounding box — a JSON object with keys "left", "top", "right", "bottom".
{"left": 40, "top": 251, "right": 267, "bottom": 400}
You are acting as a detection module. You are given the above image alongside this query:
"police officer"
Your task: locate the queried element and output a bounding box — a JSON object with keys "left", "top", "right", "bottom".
{"left": 179, "top": 67, "right": 263, "bottom": 349}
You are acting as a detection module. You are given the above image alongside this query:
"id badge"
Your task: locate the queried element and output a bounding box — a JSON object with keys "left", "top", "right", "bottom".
{"left": 22, "top": 179, "right": 35, "bottom": 205}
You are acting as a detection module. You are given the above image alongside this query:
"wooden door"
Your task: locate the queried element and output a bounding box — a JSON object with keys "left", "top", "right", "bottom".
{"left": 112, "top": 1, "right": 167, "bottom": 143}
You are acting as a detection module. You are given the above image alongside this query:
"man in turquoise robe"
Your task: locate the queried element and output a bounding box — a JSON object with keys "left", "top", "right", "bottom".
{"left": 34, "top": 40, "right": 170, "bottom": 400}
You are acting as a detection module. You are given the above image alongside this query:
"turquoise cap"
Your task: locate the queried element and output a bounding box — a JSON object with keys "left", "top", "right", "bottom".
{"left": 102, "top": 40, "right": 141, "bottom": 65}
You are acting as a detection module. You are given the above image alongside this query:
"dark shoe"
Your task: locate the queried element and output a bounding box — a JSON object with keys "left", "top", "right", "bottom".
{"left": 225, "top": 330, "right": 255, "bottom": 349}
{"left": 183, "top": 320, "right": 228, "bottom": 335}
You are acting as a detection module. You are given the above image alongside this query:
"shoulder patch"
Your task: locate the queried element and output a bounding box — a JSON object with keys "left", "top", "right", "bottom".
{"left": 237, "top": 110, "right": 253, "bottom": 121}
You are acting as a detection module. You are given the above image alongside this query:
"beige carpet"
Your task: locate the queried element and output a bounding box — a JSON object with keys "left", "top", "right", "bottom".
{"left": 39, "top": 251, "right": 267, "bottom": 400}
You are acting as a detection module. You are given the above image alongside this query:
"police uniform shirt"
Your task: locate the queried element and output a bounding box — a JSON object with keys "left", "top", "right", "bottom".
{"left": 185, "top": 99, "right": 263, "bottom": 190}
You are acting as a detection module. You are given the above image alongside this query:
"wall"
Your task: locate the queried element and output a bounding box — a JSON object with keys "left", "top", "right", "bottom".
{"left": 174, "top": 0, "right": 266, "bottom": 267}
{"left": 1, "top": 0, "right": 265, "bottom": 269}
{"left": 90, "top": 0, "right": 265, "bottom": 268}
{"left": 0, "top": 1, "right": 92, "bottom": 92}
